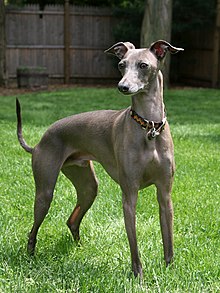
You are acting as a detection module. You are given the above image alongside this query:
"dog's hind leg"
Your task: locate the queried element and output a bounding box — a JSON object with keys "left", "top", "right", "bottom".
{"left": 27, "top": 150, "right": 63, "bottom": 255}
{"left": 61, "top": 161, "right": 98, "bottom": 242}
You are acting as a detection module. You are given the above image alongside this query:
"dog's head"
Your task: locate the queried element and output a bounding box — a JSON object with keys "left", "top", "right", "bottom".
{"left": 105, "top": 40, "right": 184, "bottom": 95}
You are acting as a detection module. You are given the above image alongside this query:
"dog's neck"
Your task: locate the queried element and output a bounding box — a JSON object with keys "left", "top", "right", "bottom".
{"left": 131, "top": 71, "right": 165, "bottom": 122}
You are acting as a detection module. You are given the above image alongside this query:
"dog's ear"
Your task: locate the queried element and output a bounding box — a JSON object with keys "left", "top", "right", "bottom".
{"left": 105, "top": 42, "right": 135, "bottom": 59}
{"left": 150, "top": 40, "right": 184, "bottom": 60}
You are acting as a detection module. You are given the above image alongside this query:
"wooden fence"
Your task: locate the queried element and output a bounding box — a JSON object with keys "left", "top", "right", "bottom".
{"left": 5, "top": 4, "right": 119, "bottom": 84}
{"left": 5, "top": 4, "right": 220, "bottom": 87}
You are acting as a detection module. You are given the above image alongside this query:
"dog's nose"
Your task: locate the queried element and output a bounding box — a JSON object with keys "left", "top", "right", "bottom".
{"left": 118, "top": 84, "right": 129, "bottom": 93}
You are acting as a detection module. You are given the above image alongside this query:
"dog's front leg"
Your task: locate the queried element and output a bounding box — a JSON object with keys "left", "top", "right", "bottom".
{"left": 122, "top": 190, "right": 142, "bottom": 278}
{"left": 156, "top": 184, "right": 174, "bottom": 266}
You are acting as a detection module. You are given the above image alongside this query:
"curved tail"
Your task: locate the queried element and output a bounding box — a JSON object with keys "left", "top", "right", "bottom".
{"left": 16, "top": 98, "right": 33, "bottom": 154}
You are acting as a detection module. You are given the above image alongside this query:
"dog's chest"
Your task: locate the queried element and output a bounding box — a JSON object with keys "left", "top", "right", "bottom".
{"left": 144, "top": 145, "right": 159, "bottom": 167}
{"left": 140, "top": 142, "right": 165, "bottom": 187}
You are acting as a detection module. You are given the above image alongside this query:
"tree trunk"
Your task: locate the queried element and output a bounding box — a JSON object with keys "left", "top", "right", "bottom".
{"left": 140, "top": 0, "right": 172, "bottom": 86}
{"left": 0, "top": 0, "right": 6, "bottom": 86}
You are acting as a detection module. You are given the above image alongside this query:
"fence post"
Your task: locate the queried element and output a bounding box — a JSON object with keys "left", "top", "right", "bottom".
{"left": 64, "top": 0, "right": 70, "bottom": 84}
{"left": 0, "top": 0, "right": 6, "bottom": 86}
{"left": 212, "top": 0, "right": 220, "bottom": 88}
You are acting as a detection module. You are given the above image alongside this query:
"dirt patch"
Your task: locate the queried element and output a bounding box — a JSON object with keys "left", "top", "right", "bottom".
{"left": 0, "top": 84, "right": 76, "bottom": 96}
{"left": 0, "top": 83, "right": 116, "bottom": 96}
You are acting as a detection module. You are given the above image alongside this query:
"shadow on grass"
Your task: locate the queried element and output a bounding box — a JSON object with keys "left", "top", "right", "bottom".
{"left": 1, "top": 232, "right": 137, "bottom": 292}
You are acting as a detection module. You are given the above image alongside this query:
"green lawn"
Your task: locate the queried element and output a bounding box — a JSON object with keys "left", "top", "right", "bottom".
{"left": 0, "top": 87, "right": 219, "bottom": 292}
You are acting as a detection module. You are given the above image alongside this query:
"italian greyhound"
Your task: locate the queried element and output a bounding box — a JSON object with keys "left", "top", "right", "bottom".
{"left": 16, "top": 40, "right": 183, "bottom": 278}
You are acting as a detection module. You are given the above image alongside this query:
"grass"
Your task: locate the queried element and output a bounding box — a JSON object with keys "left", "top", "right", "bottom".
{"left": 0, "top": 86, "right": 220, "bottom": 292}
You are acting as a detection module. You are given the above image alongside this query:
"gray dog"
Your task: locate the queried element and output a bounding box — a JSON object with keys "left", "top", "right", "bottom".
{"left": 16, "top": 40, "right": 183, "bottom": 277}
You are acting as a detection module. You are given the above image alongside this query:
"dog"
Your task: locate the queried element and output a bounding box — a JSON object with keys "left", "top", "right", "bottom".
{"left": 16, "top": 40, "right": 183, "bottom": 277}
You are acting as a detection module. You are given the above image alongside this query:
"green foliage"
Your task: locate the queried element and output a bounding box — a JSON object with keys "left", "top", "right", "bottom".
{"left": 113, "top": 6, "right": 144, "bottom": 47}
{"left": 0, "top": 87, "right": 220, "bottom": 291}
{"left": 172, "top": 0, "right": 216, "bottom": 33}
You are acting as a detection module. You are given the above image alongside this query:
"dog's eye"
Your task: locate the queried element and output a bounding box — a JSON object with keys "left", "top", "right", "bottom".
{"left": 118, "top": 62, "right": 126, "bottom": 70}
{"left": 140, "top": 63, "right": 148, "bottom": 69}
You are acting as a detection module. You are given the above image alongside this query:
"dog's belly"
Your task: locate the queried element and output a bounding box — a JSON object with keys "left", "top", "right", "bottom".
{"left": 63, "top": 152, "right": 96, "bottom": 168}
{"left": 62, "top": 149, "right": 120, "bottom": 184}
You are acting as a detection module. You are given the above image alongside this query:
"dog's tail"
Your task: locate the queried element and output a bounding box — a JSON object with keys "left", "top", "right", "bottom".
{"left": 16, "top": 98, "right": 33, "bottom": 154}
